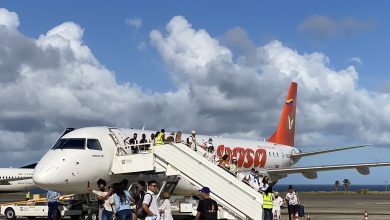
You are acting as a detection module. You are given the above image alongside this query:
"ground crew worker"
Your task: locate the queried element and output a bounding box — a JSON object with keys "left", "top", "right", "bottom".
{"left": 262, "top": 186, "right": 274, "bottom": 220}
{"left": 156, "top": 129, "right": 165, "bottom": 145}
{"left": 25, "top": 191, "right": 31, "bottom": 201}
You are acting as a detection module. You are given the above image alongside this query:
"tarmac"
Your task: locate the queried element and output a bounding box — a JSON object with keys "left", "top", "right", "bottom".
{"left": 279, "top": 192, "right": 390, "bottom": 220}
{"left": 1, "top": 192, "right": 390, "bottom": 219}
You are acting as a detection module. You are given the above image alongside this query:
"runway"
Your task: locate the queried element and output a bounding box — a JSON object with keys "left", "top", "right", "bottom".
{"left": 280, "top": 192, "right": 390, "bottom": 220}
{"left": 1, "top": 192, "right": 390, "bottom": 219}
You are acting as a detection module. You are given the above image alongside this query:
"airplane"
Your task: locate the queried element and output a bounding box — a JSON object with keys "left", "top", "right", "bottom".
{"left": 0, "top": 164, "right": 36, "bottom": 192}
{"left": 32, "top": 82, "right": 390, "bottom": 194}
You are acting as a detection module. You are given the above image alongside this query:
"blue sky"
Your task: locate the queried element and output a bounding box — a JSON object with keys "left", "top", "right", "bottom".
{"left": 4, "top": 1, "right": 389, "bottom": 91}
{"left": 1, "top": 1, "right": 390, "bottom": 185}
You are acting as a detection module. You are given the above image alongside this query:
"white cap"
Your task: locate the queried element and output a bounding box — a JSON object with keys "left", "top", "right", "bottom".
{"left": 191, "top": 130, "right": 196, "bottom": 134}
{"left": 232, "top": 156, "right": 237, "bottom": 160}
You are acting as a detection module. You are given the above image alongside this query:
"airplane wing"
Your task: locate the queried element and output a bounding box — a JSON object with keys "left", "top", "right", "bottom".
{"left": 291, "top": 144, "right": 370, "bottom": 160}
{"left": 0, "top": 177, "right": 32, "bottom": 185}
{"left": 267, "top": 162, "right": 390, "bottom": 179}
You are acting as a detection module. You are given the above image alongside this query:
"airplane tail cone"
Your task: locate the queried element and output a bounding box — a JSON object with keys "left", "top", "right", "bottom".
{"left": 267, "top": 82, "right": 297, "bottom": 147}
{"left": 364, "top": 210, "right": 368, "bottom": 220}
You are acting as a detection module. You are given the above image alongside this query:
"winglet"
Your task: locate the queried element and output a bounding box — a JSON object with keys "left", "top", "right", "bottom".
{"left": 267, "top": 82, "right": 297, "bottom": 147}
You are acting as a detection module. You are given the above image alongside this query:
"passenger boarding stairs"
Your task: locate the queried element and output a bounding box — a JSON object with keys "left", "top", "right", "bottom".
{"left": 109, "top": 129, "right": 263, "bottom": 220}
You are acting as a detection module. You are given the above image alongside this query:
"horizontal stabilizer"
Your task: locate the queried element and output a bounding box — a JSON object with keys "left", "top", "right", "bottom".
{"left": 291, "top": 144, "right": 371, "bottom": 160}
{"left": 268, "top": 162, "right": 390, "bottom": 179}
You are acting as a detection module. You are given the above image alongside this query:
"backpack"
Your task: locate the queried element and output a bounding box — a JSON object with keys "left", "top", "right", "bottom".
{"left": 186, "top": 137, "right": 190, "bottom": 144}
{"left": 135, "top": 192, "right": 152, "bottom": 218}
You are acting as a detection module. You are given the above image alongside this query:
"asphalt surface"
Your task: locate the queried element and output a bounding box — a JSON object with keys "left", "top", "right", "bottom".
{"left": 1, "top": 192, "right": 390, "bottom": 219}
{"left": 280, "top": 192, "right": 390, "bottom": 220}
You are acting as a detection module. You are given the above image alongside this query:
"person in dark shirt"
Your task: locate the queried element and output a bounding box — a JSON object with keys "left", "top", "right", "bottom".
{"left": 130, "top": 133, "right": 138, "bottom": 153}
{"left": 195, "top": 187, "right": 218, "bottom": 220}
{"left": 139, "top": 133, "right": 148, "bottom": 151}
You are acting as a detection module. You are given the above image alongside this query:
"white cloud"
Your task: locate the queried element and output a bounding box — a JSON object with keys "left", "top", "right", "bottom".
{"left": 349, "top": 57, "right": 362, "bottom": 65}
{"left": 125, "top": 17, "right": 142, "bottom": 29}
{"left": 0, "top": 8, "right": 20, "bottom": 29}
{"left": 0, "top": 11, "right": 389, "bottom": 168}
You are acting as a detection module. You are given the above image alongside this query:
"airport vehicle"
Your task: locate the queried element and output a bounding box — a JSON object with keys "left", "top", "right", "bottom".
{"left": 0, "top": 167, "right": 35, "bottom": 192}
{"left": 0, "top": 199, "right": 85, "bottom": 219}
{"left": 32, "top": 82, "right": 390, "bottom": 220}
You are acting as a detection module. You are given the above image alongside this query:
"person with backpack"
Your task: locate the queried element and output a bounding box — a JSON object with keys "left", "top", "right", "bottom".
{"left": 142, "top": 180, "right": 160, "bottom": 220}
{"left": 113, "top": 183, "right": 133, "bottom": 220}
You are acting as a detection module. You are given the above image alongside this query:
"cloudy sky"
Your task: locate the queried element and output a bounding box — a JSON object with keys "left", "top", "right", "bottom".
{"left": 1, "top": 1, "right": 390, "bottom": 185}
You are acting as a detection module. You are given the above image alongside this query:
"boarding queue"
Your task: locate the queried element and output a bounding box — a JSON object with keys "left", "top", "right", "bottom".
{"left": 86, "top": 178, "right": 219, "bottom": 220}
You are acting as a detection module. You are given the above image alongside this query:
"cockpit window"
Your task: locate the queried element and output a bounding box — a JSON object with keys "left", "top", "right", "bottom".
{"left": 51, "top": 138, "right": 86, "bottom": 150}
{"left": 87, "top": 139, "right": 102, "bottom": 150}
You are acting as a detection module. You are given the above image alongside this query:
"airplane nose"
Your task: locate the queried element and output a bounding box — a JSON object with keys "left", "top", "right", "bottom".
{"left": 33, "top": 163, "right": 56, "bottom": 187}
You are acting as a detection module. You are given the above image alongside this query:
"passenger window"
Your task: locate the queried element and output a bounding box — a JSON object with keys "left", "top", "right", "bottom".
{"left": 87, "top": 139, "right": 102, "bottom": 150}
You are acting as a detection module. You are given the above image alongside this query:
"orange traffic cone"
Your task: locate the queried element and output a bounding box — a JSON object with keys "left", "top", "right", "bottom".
{"left": 364, "top": 210, "right": 368, "bottom": 220}
{"left": 306, "top": 213, "right": 311, "bottom": 220}
{"left": 273, "top": 210, "right": 278, "bottom": 220}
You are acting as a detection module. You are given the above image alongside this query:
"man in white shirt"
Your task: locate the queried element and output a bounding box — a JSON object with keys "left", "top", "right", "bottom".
{"left": 273, "top": 191, "right": 283, "bottom": 219}
{"left": 285, "top": 185, "right": 299, "bottom": 220}
{"left": 143, "top": 180, "right": 160, "bottom": 220}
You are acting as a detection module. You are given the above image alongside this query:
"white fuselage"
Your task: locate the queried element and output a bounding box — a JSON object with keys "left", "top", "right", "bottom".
{"left": 33, "top": 127, "right": 299, "bottom": 194}
{"left": 0, "top": 168, "right": 35, "bottom": 192}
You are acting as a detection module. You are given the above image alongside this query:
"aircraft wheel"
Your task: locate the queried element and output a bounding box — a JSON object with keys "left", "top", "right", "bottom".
{"left": 88, "top": 211, "right": 98, "bottom": 220}
{"left": 5, "top": 207, "right": 16, "bottom": 219}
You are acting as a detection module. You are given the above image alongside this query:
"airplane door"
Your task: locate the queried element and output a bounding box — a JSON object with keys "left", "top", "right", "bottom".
{"left": 108, "top": 128, "right": 127, "bottom": 147}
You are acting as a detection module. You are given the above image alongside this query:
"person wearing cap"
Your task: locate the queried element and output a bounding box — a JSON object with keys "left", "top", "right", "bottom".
{"left": 188, "top": 130, "right": 197, "bottom": 151}
{"left": 273, "top": 191, "right": 283, "bottom": 220}
{"left": 195, "top": 187, "right": 218, "bottom": 220}
{"left": 229, "top": 157, "right": 238, "bottom": 176}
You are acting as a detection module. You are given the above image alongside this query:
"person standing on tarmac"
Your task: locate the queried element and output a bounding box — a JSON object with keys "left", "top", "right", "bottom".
{"left": 195, "top": 187, "right": 218, "bottom": 220}
{"left": 113, "top": 183, "right": 133, "bottom": 220}
{"left": 262, "top": 186, "right": 274, "bottom": 220}
{"left": 273, "top": 191, "right": 283, "bottom": 220}
{"left": 25, "top": 191, "right": 31, "bottom": 201}
{"left": 285, "top": 185, "right": 299, "bottom": 220}
{"left": 143, "top": 180, "right": 160, "bottom": 220}
{"left": 47, "top": 190, "right": 61, "bottom": 220}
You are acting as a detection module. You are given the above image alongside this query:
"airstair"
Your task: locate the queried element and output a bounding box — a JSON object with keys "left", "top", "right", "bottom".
{"left": 109, "top": 128, "right": 263, "bottom": 220}
{"left": 153, "top": 143, "right": 263, "bottom": 220}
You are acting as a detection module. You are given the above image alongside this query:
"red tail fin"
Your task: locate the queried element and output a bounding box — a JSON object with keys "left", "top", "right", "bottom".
{"left": 267, "top": 82, "right": 297, "bottom": 147}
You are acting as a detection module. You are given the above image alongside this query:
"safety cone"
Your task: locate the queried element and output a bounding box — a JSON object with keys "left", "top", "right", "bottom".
{"left": 273, "top": 210, "right": 278, "bottom": 220}
{"left": 364, "top": 210, "right": 368, "bottom": 220}
{"left": 306, "top": 213, "right": 311, "bottom": 220}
